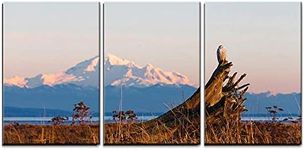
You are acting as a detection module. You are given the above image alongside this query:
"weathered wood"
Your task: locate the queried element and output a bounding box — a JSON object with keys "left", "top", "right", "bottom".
{"left": 205, "top": 49, "right": 249, "bottom": 125}
{"left": 205, "top": 62, "right": 233, "bottom": 108}
{"left": 146, "top": 87, "right": 200, "bottom": 125}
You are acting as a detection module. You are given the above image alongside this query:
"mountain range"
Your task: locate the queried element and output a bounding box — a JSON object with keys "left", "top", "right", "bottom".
{"left": 4, "top": 54, "right": 198, "bottom": 114}
{"left": 5, "top": 56, "right": 99, "bottom": 88}
{"left": 243, "top": 92, "right": 301, "bottom": 116}
{"left": 104, "top": 54, "right": 193, "bottom": 87}
{"left": 4, "top": 56, "right": 100, "bottom": 113}
{"left": 4, "top": 54, "right": 300, "bottom": 116}
{"left": 6, "top": 53, "right": 194, "bottom": 88}
{"left": 103, "top": 54, "right": 198, "bottom": 112}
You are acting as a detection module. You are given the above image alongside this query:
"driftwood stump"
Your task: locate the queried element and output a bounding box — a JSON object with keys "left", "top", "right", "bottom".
{"left": 205, "top": 59, "right": 249, "bottom": 143}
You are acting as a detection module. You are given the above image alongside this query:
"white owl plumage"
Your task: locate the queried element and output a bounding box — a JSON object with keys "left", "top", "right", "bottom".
{"left": 217, "top": 45, "right": 227, "bottom": 64}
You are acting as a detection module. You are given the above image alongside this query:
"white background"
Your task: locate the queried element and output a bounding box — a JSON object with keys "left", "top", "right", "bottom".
{"left": 0, "top": 0, "right": 302, "bottom": 149}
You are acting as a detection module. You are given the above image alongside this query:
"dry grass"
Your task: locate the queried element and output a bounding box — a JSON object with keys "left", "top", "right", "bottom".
{"left": 104, "top": 108, "right": 200, "bottom": 144}
{"left": 3, "top": 124, "right": 99, "bottom": 145}
{"left": 205, "top": 121, "right": 301, "bottom": 145}
{"left": 104, "top": 88, "right": 200, "bottom": 144}
{"left": 104, "top": 118, "right": 200, "bottom": 144}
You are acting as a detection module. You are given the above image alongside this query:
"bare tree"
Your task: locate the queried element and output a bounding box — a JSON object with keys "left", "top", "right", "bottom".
{"left": 112, "top": 110, "right": 137, "bottom": 122}
{"left": 51, "top": 116, "right": 68, "bottom": 125}
{"left": 72, "top": 101, "right": 91, "bottom": 124}
{"left": 112, "top": 111, "right": 118, "bottom": 121}
{"left": 112, "top": 110, "right": 126, "bottom": 122}
{"left": 266, "top": 106, "right": 284, "bottom": 122}
{"left": 126, "top": 110, "right": 137, "bottom": 121}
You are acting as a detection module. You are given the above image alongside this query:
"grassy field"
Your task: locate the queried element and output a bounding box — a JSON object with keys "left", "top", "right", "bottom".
{"left": 104, "top": 88, "right": 200, "bottom": 145}
{"left": 104, "top": 119, "right": 200, "bottom": 144}
{"left": 104, "top": 89, "right": 200, "bottom": 145}
{"left": 3, "top": 124, "right": 99, "bottom": 145}
{"left": 205, "top": 121, "right": 301, "bottom": 145}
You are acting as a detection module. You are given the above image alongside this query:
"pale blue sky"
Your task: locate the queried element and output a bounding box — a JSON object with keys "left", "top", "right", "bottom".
{"left": 4, "top": 2, "right": 99, "bottom": 78}
{"left": 205, "top": 2, "right": 301, "bottom": 94}
{"left": 104, "top": 2, "right": 200, "bottom": 86}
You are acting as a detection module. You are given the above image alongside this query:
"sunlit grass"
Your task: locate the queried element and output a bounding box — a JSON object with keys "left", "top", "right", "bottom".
{"left": 3, "top": 124, "right": 99, "bottom": 144}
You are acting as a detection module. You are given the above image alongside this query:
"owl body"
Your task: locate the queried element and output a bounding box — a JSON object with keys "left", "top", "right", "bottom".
{"left": 217, "top": 45, "right": 227, "bottom": 64}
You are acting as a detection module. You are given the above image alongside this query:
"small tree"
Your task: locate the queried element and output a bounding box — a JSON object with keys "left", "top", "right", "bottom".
{"left": 51, "top": 116, "right": 68, "bottom": 125}
{"left": 126, "top": 110, "right": 137, "bottom": 121}
{"left": 112, "top": 110, "right": 137, "bottom": 122}
{"left": 112, "top": 111, "right": 126, "bottom": 122}
{"left": 266, "top": 106, "right": 284, "bottom": 122}
{"left": 112, "top": 111, "right": 118, "bottom": 120}
{"left": 72, "top": 101, "right": 91, "bottom": 124}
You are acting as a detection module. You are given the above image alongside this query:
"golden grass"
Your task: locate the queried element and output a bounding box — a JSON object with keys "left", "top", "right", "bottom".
{"left": 104, "top": 88, "right": 200, "bottom": 144}
{"left": 205, "top": 121, "right": 301, "bottom": 145}
{"left": 3, "top": 124, "right": 99, "bottom": 145}
{"left": 104, "top": 114, "right": 200, "bottom": 144}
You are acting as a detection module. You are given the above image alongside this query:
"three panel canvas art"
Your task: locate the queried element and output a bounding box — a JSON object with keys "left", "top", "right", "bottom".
{"left": 2, "top": 2, "right": 302, "bottom": 145}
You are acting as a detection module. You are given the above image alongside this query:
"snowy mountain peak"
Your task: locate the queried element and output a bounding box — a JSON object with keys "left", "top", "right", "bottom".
{"left": 85, "top": 56, "right": 99, "bottom": 72}
{"left": 105, "top": 54, "right": 193, "bottom": 87}
{"left": 105, "top": 53, "right": 135, "bottom": 66}
{"left": 4, "top": 76, "right": 28, "bottom": 88}
{"left": 5, "top": 56, "right": 99, "bottom": 88}
{"left": 5, "top": 54, "right": 194, "bottom": 88}
{"left": 66, "top": 56, "right": 99, "bottom": 75}
{"left": 144, "top": 64, "right": 155, "bottom": 70}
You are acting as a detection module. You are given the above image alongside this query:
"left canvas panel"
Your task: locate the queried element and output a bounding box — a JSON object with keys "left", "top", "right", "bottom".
{"left": 3, "top": 2, "right": 100, "bottom": 145}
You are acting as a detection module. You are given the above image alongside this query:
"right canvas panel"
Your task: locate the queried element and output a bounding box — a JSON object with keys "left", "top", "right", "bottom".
{"left": 205, "top": 2, "right": 301, "bottom": 145}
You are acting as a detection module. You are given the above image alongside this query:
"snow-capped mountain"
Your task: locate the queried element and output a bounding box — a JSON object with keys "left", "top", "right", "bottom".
{"left": 4, "top": 54, "right": 197, "bottom": 113}
{"left": 5, "top": 54, "right": 193, "bottom": 88}
{"left": 105, "top": 54, "right": 193, "bottom": 87}
{"left": 4, "top": 56, "right": 99, "bottom": 88}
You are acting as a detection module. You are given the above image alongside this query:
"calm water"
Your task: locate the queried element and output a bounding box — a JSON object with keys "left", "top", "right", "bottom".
{"left": 242, "top": 116, "right": 300, "bottom": 121}
{"left": 4, "top": 116, "right": 157, "bottom": 124}
{"left": 4, "top": 115, "right": 300, "bottom": 125}
{"left": 4, "top": 117, "right": 99, "bottom": 125}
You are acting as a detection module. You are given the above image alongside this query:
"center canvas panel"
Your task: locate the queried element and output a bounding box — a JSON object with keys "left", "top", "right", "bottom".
{"left": 103, "top": 3, "right": 200, "bottom": 144}
{"left": 3, "top": 2, "right": 100, "bottom": 145}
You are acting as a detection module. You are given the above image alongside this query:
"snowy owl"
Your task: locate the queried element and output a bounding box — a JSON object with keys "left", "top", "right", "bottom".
{"left": 217, "top": 45, "right": 227, "bottom": 64}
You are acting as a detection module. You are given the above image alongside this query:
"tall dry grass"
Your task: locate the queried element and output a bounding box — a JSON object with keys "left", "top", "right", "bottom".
{"left": 205, "top": 121, "right": 301, "bottom": 144}
{"left": 104, "top": 108, "right": 200, "bottom": 144}
{"left": 104, "top": 88, "right": 200, "bottom": 144}
{"left": 3, "top": 124, "right": 99, "bottom": 144}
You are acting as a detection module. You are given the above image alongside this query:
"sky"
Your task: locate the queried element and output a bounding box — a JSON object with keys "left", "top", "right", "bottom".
{"left": 205, "top": 3, "right": 301, "bottom": 94}
{"left": 104, "top": 3, "right": 200, "bottom": 86}
{"left": 4, "top": 2, "right": 99, "bottom": 78}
